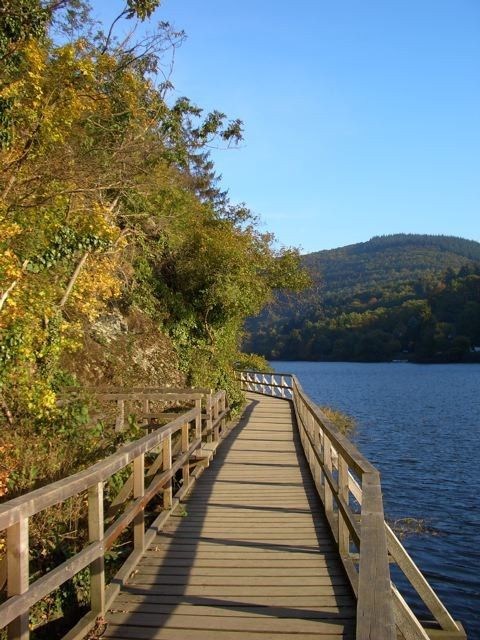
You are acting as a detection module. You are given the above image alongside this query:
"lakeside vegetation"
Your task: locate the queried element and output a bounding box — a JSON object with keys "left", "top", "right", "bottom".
{"left": 0, "top": 3, "right": 309, "bottom": 634}
{"left": 246, "top": 234, "right": 480, "bottom": 362}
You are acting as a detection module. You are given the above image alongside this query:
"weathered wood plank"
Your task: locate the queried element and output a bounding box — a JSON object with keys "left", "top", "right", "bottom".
{"left": 356, "top": 472, "right": 395, "bottom": 639}
{"left": 101, "top": 626, "right": 352, "bottom": 640}
{"left": 7, "top": 516, "right": 29, "bottom": 640}
{"left": 88, "top": 481, "right": 105, "bottom": 614}
{"left": 111, "top": 600, "right": 356, "bottom": 617}
{"left": 105, "top": 612, "right": 356, "bottom": 634}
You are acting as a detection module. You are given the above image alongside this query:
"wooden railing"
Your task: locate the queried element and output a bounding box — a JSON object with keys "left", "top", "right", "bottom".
{"left": 236, "top": 370, "right": 466, "bottom": 640}
{"left": 236, "top": 370, "right": 294, "bottom": 398}
{"left": 0, "top": 388, "right": 229, "bottom": 640}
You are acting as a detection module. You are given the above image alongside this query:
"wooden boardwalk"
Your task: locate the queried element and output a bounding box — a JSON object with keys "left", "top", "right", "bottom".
{"left": 102, "top": 393, "right": 356, "bottom": 639}
{"left": 0, "top": 375, "right": 466, "bottom": 640}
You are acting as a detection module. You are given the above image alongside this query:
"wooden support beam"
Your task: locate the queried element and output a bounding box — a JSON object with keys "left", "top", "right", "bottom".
{"left": 115, "top": 399, "right": 125, "bottom": 432}
{"left": 162, "top": 434, "right": 172, "bottom": 510}
{"left": 323, "top": 434, "right": 333, "bottom": 518}
{"left": 338, "top": 456, "right": 350, "bottom": 555}
{"left": 181, "top": 422, "right": 190, "bottom": 489}
{"left": 7, "top": 517, "right": 29, "bottom": 640}
{"left": 133, "top": 455, "right": 145, "bottom": 551}
{"left": 88, "top": 482, "right": 105, "bottom": 615}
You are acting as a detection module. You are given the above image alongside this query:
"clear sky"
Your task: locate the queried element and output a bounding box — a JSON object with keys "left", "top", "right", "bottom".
{"left": 89, "top": 0, "right": 480, "bottom": 253}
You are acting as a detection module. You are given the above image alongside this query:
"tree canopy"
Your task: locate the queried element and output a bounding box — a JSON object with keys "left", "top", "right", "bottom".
{"left": 0, "top": 0, "right": 308, "bottom": 464}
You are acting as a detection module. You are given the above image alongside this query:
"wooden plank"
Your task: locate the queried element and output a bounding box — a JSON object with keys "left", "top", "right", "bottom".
{"left": 162, "top": 434, "right": 172, "bottom": 510}
{"left": 356, "top": 472, "right": 395, "bottom": 640}
{"left": 181, "top": 422, "right": 190, "bottom": 489}
{"left": 145, "top": 544, "right": 338, "bottom": 562}
{"left": 111, "top": 593, "right": 355, "bottom": 607}
{"left": 392, "top": 583, "right": 430, "bottom": 640}
{"left": 386, "top": 524, "right": 460, "bottom": 632}
{"left": 101, "top": 626, "right": 352, "bottom": 640}
{"left": 106, "top": 612, "right": 355, "bottom": 634}
{"left": 133, "top": 455, "right": 145, "bottom": 551}
{"left": 7, "top": 516, "right": 29, "bottom": 640}
{"left": 122, "top": 584, "right": 353, "bottom": 596}
{"left": 111, "top": 600, "right": 356, "bottom": 618}
{"left": 98, "top": 391, "right": 204, "bottom": 401}
{"left": 88, "top": 481, "right": 105, "bottom": 614}
{"left": 139, "top": 555, "right": 343, "bottom": 565}
{"left": 133, "top": 566, "right": 346, "bottom": 576}
{"left": 129, "top": 574, "right": 349, "bottom": 586}
{"left": 338, "top": 455, "right": 350, "bottom": 554}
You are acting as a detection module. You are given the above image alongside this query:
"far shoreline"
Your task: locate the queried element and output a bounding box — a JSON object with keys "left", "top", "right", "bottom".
{"left": 269, "top": 358, "right": 480, "bottom": 366}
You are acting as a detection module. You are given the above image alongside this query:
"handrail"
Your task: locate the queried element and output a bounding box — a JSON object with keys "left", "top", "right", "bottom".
{"left": 64, "top": 387, "right": 210, "bottom": 433}
{"left": 0, "top": 387, "right": 230, "bottom": 640}
{"left": 235, "top": 370, "right": 465, "bottom": 640}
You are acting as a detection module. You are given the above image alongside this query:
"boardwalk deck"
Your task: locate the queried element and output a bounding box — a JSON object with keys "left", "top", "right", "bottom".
{"left": 103, "top": 392, "right": 356, "bottom": 639}
{"left": 0, "top": 376, "right": 465, "bottom": 640}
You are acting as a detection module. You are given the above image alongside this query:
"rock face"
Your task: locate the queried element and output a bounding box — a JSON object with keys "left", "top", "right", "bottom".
{"left": 91, "top": 309, "right": 128, "bottom": 344}
{"left": 63, "top": 308, "right": 185, "bottom": 388}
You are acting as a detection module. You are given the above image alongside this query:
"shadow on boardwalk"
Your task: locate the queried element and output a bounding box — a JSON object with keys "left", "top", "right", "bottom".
{"left": 101, "top": 394, "right": 356, "bottom": 639}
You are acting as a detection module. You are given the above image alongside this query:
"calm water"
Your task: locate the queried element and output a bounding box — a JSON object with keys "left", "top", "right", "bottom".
{"left": 272, "top": 361, "right": 480, "bottom": 637}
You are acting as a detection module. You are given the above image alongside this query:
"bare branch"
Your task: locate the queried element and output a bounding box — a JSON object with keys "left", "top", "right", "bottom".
{"left": 59, "top": 251, "right": 89, "bottom": 309}
{"left": 0, "top": 393, "right": 14, "bottom": 427}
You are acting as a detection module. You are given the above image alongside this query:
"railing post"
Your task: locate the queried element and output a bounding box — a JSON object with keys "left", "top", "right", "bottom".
{"left": 311, "top": 412, "right": 322, "bottom": 492}
{"left": 220, "top": 392, "right": 227, "bottom": 434}
{"left": 115, "top": 399, "right": 125, "bottom": 432}
{"left": 133, "top": 454, "right": 145, "bottom": 551}
{"left": 206, "top": 391, "right": 213, "bottom": 442}
{"left": 88, "top": 481, "right": 105, "bottom": 615}
{"left": 7, "top": 517, "right": 29, "bottom": 640}
{"left": 142, "top": 398, "right": 149, "bottom": 428}
{"left": 182, "top": 421, "right": 190, "bottom": 489}
{"left": 302, "top": 403, "right": 312, "bottom": 468}
{"left": 357, "top": 472, "right": 395, "bottom": 639}
{"left": 338, "top": 455, "right": 349, "bottom": 555}
{"left": 323, "top": 434, "right": 333, "bottom": 518}
{"left": 162, "top": 433, "right": 172, "bottom": 509}
{"left": 280, "top": 375, "right": 286, "bottom": 398}
{"left": 195, "top": 398, "right": 202, "bottom": 439}
{"left": 270, "top": 375, "right": 275, "bottom": 396}
{"left": 213, "top": 396, "right": 220, "bottom": 441}
{"left": 240, "top": 371, "right": 245, "bottom": 391}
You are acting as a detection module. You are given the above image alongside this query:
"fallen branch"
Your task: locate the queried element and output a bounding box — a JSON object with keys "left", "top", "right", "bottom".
{"left": 59, "top": 251, "right": 89, "bottom": 309}
{"left": 0, "top": 392, "right": 14, "bottom": 427}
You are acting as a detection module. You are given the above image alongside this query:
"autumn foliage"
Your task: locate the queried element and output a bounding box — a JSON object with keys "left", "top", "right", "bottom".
{"left": 0, "top": 1, "right": 308, "bottom": 499}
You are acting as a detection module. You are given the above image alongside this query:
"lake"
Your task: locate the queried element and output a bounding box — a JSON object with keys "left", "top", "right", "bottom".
{"left": 271, "top": 361, "right": 480, "bottom": 637}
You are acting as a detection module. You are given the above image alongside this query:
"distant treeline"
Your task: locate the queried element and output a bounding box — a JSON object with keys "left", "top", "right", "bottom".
{"left": 246, "top": 263, "right": 480, "bottom": 363}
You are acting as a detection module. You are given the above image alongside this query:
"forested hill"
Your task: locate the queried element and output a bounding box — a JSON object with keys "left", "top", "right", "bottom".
{"left": 245, "top": 234, "right": 480, "bottom": 362}
{"left": 304, "top": 234, "right": 480, "bottom": 302}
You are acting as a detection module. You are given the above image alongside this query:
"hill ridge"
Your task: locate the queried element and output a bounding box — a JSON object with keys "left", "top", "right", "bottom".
{"left": 245, "top": 233, "right": 480, "bottom": 362}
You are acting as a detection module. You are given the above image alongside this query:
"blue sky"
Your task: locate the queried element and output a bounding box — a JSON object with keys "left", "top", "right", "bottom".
{"left": 90, "top": 1, "right": 480, "bottom": 253}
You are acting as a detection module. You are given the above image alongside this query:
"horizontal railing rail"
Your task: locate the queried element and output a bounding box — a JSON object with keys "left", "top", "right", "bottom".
{"left": 60, "top": 387, "right": 214, "bottom": 433}
{"left": 235, "top": 370, "right": 465, "bottom": 640}
{"left": 0, "top": 387, "right": 230, "bottom": 640}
